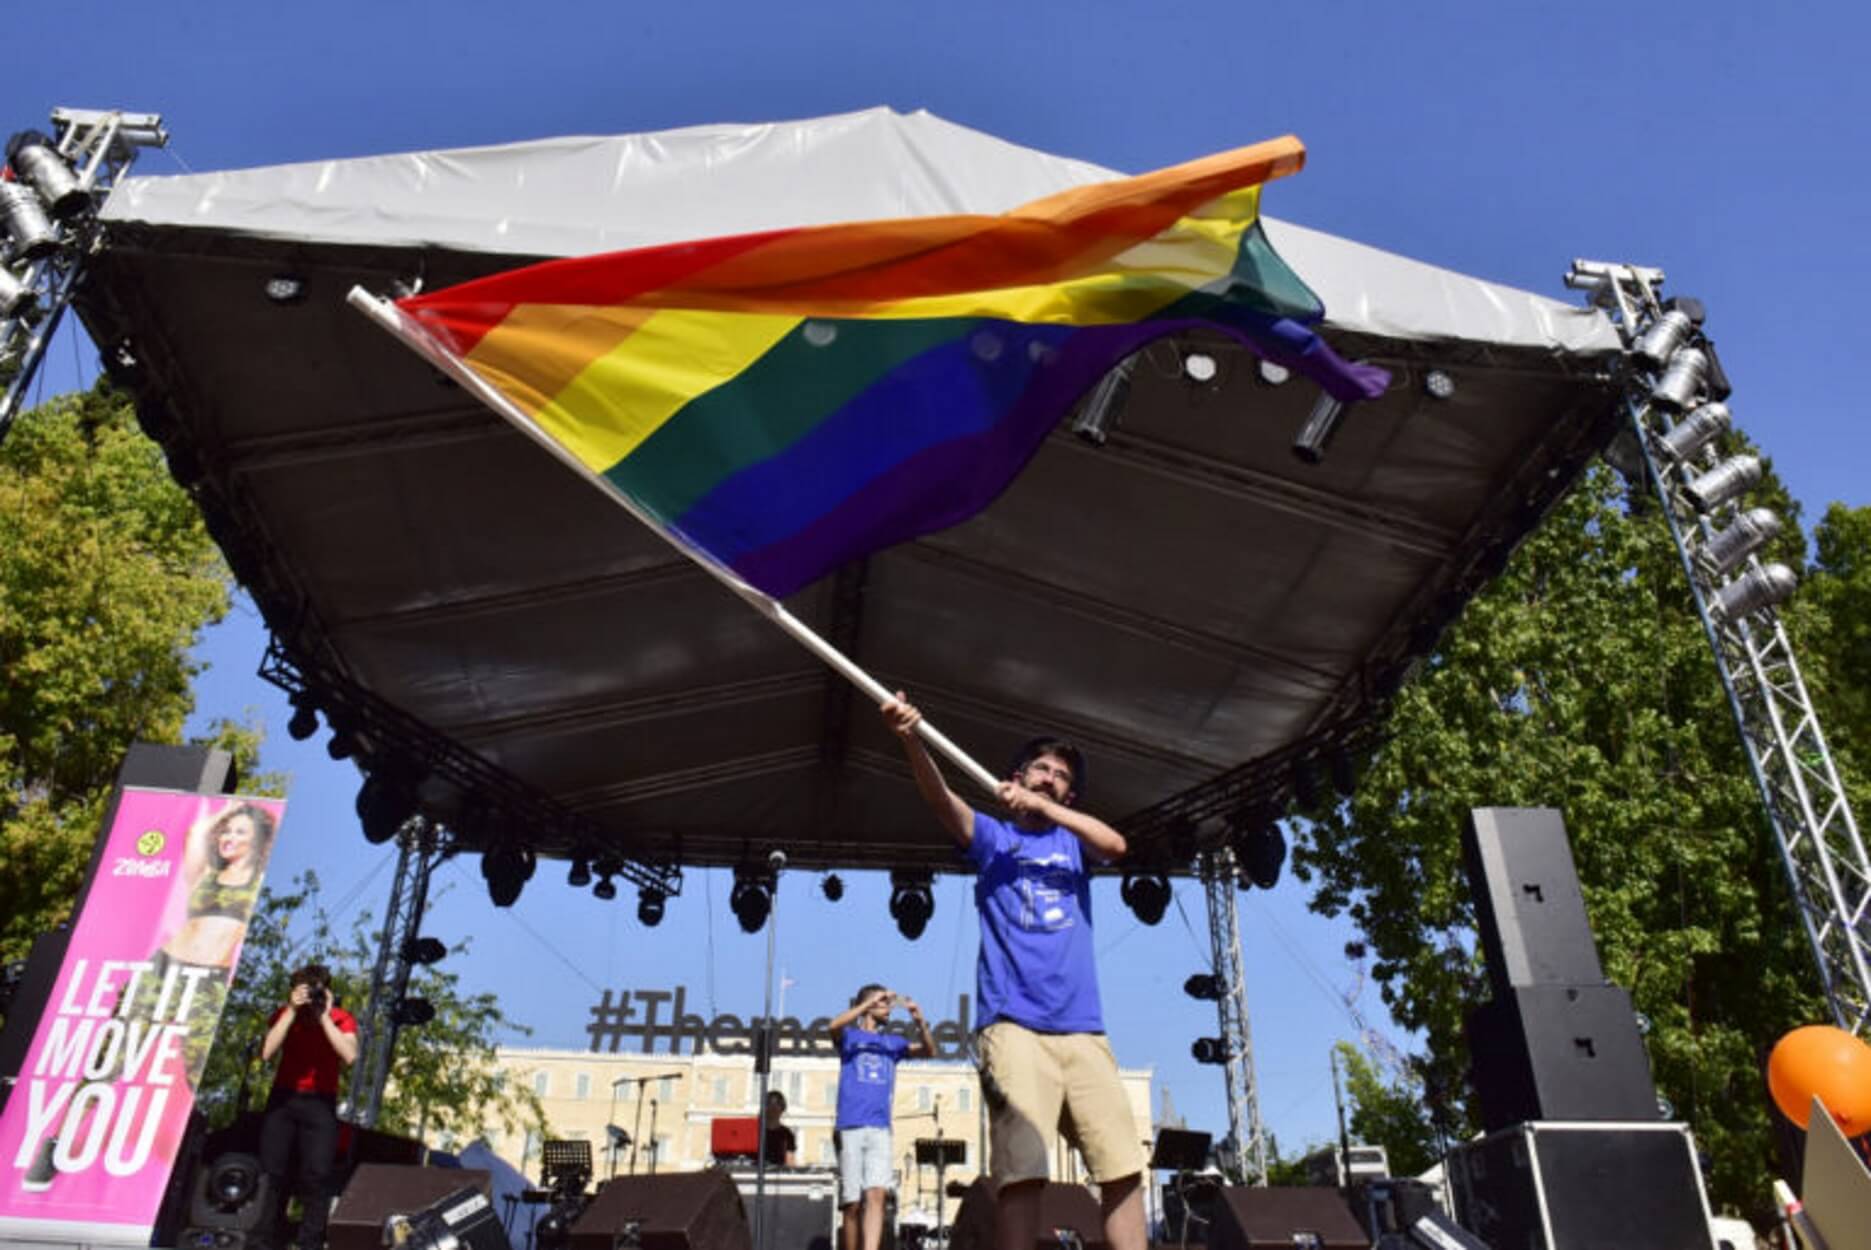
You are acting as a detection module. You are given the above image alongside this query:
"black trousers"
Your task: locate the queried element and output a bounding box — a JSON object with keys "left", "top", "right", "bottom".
{"left": 260, "top": 1090, "right": 340, "bottom": 1250}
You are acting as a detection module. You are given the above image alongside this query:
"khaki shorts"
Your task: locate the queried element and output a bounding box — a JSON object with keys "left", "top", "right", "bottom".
{"left": 977, "top": 1021, "right": 1146, "bottom": 1185}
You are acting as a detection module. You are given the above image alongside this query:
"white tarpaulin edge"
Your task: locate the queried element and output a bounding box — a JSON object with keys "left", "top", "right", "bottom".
{"left": 101, "top": 106, "right": 1619, "bottom": 355}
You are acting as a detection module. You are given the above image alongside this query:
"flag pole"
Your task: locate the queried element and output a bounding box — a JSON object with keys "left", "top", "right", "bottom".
{"left": 347, "top": 286, "right": 1003, "bottom": 798}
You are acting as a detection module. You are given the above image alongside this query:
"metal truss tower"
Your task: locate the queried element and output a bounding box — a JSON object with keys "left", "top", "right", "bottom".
{"left": 1566, "top": 261, "right": 1871, "bottom": 1037}
{"left": 349, "top": 817, "right": 444, "bottom": 1126}
{"left": 2, "top": 108, "right": 168, "bottom": 442}
{"left": 1200, "top": 849, "right": 1269, "bottom": 1183}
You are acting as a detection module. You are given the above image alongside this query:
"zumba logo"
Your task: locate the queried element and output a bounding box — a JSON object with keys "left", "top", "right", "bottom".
{"left": 135, "top": 830, "right": 166, "bottom": 856}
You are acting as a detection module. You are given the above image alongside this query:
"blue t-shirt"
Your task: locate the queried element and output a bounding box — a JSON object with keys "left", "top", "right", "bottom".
{"left": 836, "top": 1028, "right": 912, "bottom": 1129}
{"left": 969, "top": 811, "right": 1104, "bottom": 1033}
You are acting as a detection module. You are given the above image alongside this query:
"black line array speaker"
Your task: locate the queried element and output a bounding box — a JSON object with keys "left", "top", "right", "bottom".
{"left": 1462, "top": 808, "right": 1603, "bottom": 997}
{"left": 1448, "top": 1122, "right": 1715, "bottom": 1250}
{"left": 570, "top": 1170, "right": 749, "bottom": 1250}
{"left": 327, "top": 1164, "right": 495, "bottom": 1250}
{"left": 1466, "top": 984, "right": 1658, "bottom": 1129}
{"left": 1208, "top": 1186, "right": 1368, "bottom": 1250}
{"left": 949, "top": 1178, "right": 1105, "bottom": 1250}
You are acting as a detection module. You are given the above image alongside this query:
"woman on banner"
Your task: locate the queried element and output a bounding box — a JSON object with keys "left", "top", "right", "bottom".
{"left": 114, "top": 800, "right": 278, "bottom": 1086}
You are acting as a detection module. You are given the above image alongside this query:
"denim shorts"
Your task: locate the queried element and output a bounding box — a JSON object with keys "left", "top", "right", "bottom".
{"left": 836, "top": 1125, "right": 895, "bottom": 1204}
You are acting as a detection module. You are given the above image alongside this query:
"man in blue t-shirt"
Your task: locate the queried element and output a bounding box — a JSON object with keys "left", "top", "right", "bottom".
{"left": 881, "top": 693, "right": 1146, "bottom": 1250}
{"left": 829, "top": 984, "right": 935, "bottom": 1250}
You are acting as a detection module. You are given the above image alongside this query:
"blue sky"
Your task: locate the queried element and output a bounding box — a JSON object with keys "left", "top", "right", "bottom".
{"left": 9, "top": 0, "right": 1869, "bottom": 1162}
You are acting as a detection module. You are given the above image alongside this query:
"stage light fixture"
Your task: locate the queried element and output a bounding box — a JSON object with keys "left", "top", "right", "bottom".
{"left": 0, "top": 263, "right": 36, "bottom": 320}
{"left": 567, "top": 857, "right": 592, "bottom": 889}
{"left": 1657, "top": 401, "right": 1731, "bottom": 462}
{"left": 401, "top": 936, "right": 448, "bottom": 966}
{"left": 356, "top": 772, "right": 417, "bottom": 845}
{"left": 8, "top": 135, "right": 88, "bottom": 220}
{"left": 1700, "top": 507, "right": 1782, "bottom": 577}
{"left": 1120, "top": 873, "right": 1171, "bottom": 926}
{"left": 393, "top": 996, "right": 436, "bottom": 1027}
{"left": 1071, "top": 358, "right": 1135, "bottom": 446}
{"left": 1191, "top": 1037, "right": 1229, "bottom": 1065}
{"left": 1181, "top": 350, "right": 1219, "bottom": 384}
{"left": 1709, "top": 562, "right": 1798, "bottom": 623}
{"left": 592, "top": 872, "right": 618, "bottom": 902}
{"left": 326, "top": 724, "right": 360, "bottom": 761}
{"left": 889, "top": 872, "right": 935, "bottom": 940}
{"left": 1633, "top": 308, "right": 1694, "bottom": 368}
{"left": 1683, "top": 454, "right": 1761, "bottom": 513}
{"left": 286, "top": 695, "right": 319, "bottom": 742}
{"left": 821, "top": 873, "right": 844, "bottom": 902}
{"left": 1235, "top": 818, "right": 1287, "bottom": 891}
{"left": 482, "top": 843, "right": 533, "bottom": 908}
{"left": 637, "top": 887, "right": 666, "bottom": 927}
{"left": 1650, "top": 346, "right": 1708, "bottom": 410}
{"left": 730, "top": 869, "right": 773, "bottom": 933}
{"left": 1422, "top": 369, "right": 1455, "bottom": 400}
{"left": 1291, "top": 392, "right": 1345, "bottom": 465}
{"left": 1256, "top": 359, "right": 1290, "bottom": 386}
{"left": 263, "top": 275, "right": 307, "bottom": 305}
{"left": 0, "top": 182, "right": 59, "bottom": 261}
{"left": 1184, "top": 973, "right": 1223, "bottom": 1001}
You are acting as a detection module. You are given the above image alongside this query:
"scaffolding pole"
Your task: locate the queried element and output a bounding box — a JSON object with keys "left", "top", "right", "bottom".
{"left": 1200, "top": 849, "right": 1268, "bottom": 1183}
{"left": 348, "top": 817, "right": 442, "bottom": 1126}
{"left": 1566, "top": 260, "right": 1871, "bottom": 1037}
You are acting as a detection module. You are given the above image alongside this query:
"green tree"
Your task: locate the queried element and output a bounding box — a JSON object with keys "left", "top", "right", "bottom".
{"left": 1293, "top": 463, "right": 1838, "bottom": 1219}
{"left": 1333, "top": 1042, "right": 1439, "bottom": 1179}
{"left": 1, "top": 383, "right": 234, "bottom": 960}
{"left": 200, "top": 872, "right": 546, "bottom": 1149}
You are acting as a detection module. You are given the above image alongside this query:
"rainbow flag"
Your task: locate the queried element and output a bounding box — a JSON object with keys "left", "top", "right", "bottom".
{"left": 393, "top": 135, "right": 1388, "bottom": 598}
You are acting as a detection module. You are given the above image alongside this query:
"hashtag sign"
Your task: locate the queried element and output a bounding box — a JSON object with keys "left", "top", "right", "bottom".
{"left": 587, "top": 989, "right": 632, "bottom": 1052}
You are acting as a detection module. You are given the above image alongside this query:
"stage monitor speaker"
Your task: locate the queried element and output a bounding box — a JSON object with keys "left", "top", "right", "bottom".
{"left": 328, "top": 1164, "right": 495, "bottom": 1250}
{"left": 1208, "top": 1186, "right": 1368, "bottom": 1250}
{"left": 1462, "top": 808, "right": 1604, "bottom": 996}
{"left": 949, "top": 1178, "right": 1104, "bottom": 1250}
{"left": 1448, "top": 1122, "right": 1715, "bottom": 1249}
{"left": 1465, "top": 984, "right": 1658, "bottom": 1131}
{"left": 188, "top": 1152, "right": 274, "bottom": 1232}
{"left": 570, "top": 1169, "right": 749, "bottom": 1250}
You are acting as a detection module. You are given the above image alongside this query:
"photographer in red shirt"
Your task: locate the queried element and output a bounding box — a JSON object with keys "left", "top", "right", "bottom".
{"left": 259, "top": 964, "right": 359, "bottom": 1250}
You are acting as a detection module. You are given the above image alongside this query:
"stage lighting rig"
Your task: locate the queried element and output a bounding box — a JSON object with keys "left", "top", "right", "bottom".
{"left": 0, "top": 264, "right": 35, "bottom": 321}
{"left": 1184, "top": 973, "right": 1223, "bottom": 1001}
{"left": 325, "top": 722, "right": 361, "bottom": 761}
{"left": 482, "top": 842, "right": 534, "bottom": 908}
{"left": 1701, "top": 507, "right": 1782, "bottom": 577}
{"left": 286, "top": 694, "right": 319, "bottom": 741}
{"left": 1120, "top": 872, "right": 1170, "bottom": 926}
{"left": 638, "top": 886, "right": 667, "bottom": 927}
{"left": 356, "top": 770, "right": 418, "bottom": 845}
{"left": 1231, "top": 815, "right": 1286, "bottom": 891}
{"left": 1291, "top": 391, "right": 1344, "bottom": 465}
{"left": 1180, "top": 349, "right": 1219, "bottom": 384}
{"left": 402, "top": 936, "right": 448, "bottom": 966}
{"left": 6, "top": 132, "right": 88, "bottom": 220}
{"left": 0, "top": 183, "right": 59, "bottom": 262}
{"left": 592, "top": 857, "right": 621, "bottom": 901}
{"left": 1710, "top": 563, "right": 1799, "bottom": 623}
{"left": 889, "top": 872, "right": 934, "bottom": 940}
{"left": 393, "top": 997, "right": 436, "bottom": 1027}
{"left": 1633, "top": 308, "right": 1694, "bottom": 368}
{"left": 1071, "top": 357, "right": 1134, "bottom": 446}
{"left": 730, "top": 867, "right": 774, "bottom": 933}
{"left": 1191, "top": 1037, "right": 1229, "bottom": 1065}
{"left": 1650, "top": 346, "right": 1708, "bottom": 410}
{"left": 1422, "top": 369, "right": 1455, "bottom": 400}
{"left": 821, "top": 873, "right": 844, "bottom": 902}
{"left": 567, "top": 857, "right": 592, "bottom": 888}
{"left": 1684, "top": 455, "right": 1762, "bottom": 514}
{"left": 1656, "top": 401, "right": 1730, "bottom": 462}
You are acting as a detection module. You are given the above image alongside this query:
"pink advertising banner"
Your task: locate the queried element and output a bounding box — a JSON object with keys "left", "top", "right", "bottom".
{"left": 0, "top": 787, "right": 286, "bottom": 1246}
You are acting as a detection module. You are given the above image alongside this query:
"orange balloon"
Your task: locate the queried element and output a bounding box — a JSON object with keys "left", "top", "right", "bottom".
{"left": 1767, "top": 1025, "right": 1871, "bottom": 1135}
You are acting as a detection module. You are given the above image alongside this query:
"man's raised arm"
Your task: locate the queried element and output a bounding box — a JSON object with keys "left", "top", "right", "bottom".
{"left": 880, "top": 692, "right": 974, "bottom": 849}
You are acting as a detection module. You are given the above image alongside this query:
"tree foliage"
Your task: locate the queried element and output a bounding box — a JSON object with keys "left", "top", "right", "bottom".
{"left": 1292, "top": 463, "right": 1852, "bottom": 1218}
{"left": 0, "top": 385, "right": 233, "bottom": 960}
{"left": 199, "top": 872, "right": 547, "bottom": 1149}
{"left": 1333, "top": 1042, "right": 1441, "bottom": 1179}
